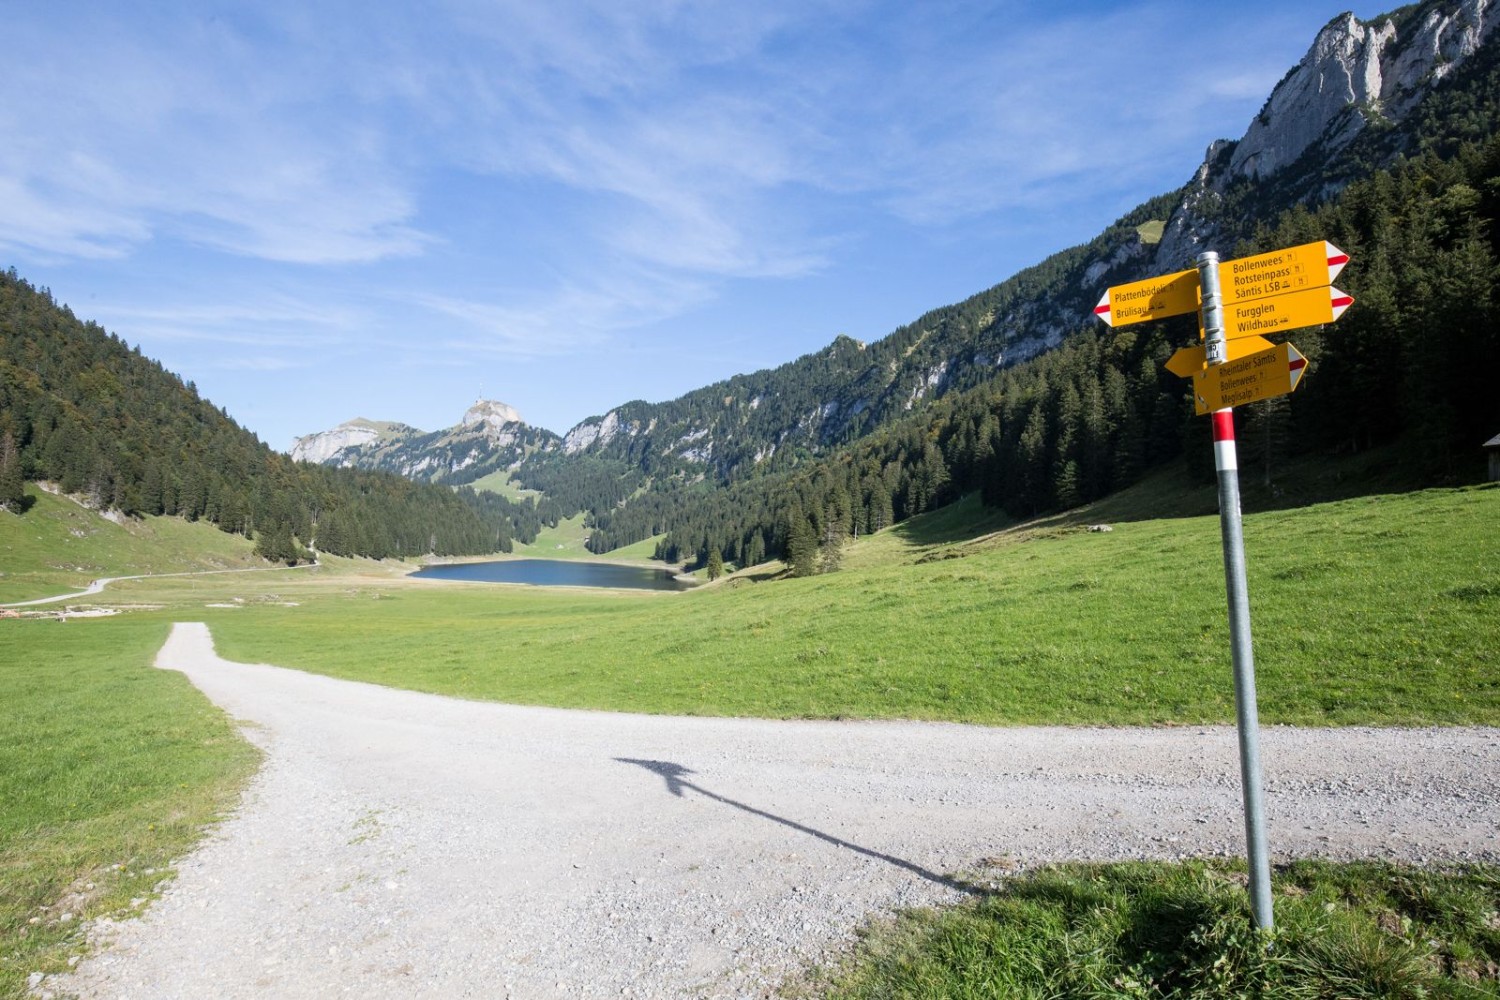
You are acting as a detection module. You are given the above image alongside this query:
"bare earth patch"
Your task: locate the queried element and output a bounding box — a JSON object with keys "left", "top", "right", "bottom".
{"left": 40, "top": 623, "right": 1500, "bottom": 999}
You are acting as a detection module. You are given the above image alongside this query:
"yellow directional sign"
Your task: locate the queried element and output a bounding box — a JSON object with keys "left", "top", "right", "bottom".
{"left": 1095, "top": 241, "right": 1352, "bottom": 339}
{"left": 1165, "top": 335, "right": 1274, "bottom": 378}
{"left": 1094, "top": 269, "right": 1197, "bottom": 327}
{"left": 1219, "top": 241, "right": 1348, "bottom": 305}
{"left": 1223, "top": 286, "right": 1353, "bottom": 340}
{"left": 1193, "top": 342, "right": 1309, "bottom": 414}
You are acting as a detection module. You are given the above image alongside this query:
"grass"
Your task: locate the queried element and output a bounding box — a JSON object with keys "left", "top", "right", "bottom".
{"left": 0, "top": 618, "right": 259, "bottom": 999}
{"left": 465, "top": 469, "right": 538, "bottom": 500}
{"left": 0, "top": 489, "right": 264, "bottom": 604}
{"left": 603, "top": 531, "right": 670, "bottom": 563}
{"left": 804, "top": 860, "right": 1500, "bottom": 998}
{"left": 166, "top": 483, "right": 1500, "bottom": 727}
{"left": 1136, "top": 219, "right": 1166, "bottom": 245}
{"left": 0, "top": 480, "right": 1495, "bottom": 998}
{"left": 514, "top": 511, "right": 595, "bottom": 558}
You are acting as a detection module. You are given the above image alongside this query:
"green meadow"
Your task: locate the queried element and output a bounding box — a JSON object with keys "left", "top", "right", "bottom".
{"left": 806, "top": 860, "right": 1500, "bottom": 999}
{"left": 3, "top": 480, "right": 1497, "bottom": 996}
{"left": 0, "top": 490, "right": 263, "bottom": 605}
{"left": 0, "top": 619, "right": 258, "bottom": 998}
{"left": 174, "top": 484, "right": 1500, "bottom": 727}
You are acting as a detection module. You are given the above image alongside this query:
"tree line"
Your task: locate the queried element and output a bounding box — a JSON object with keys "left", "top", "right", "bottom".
{"left": 0, "top": 271, "right": 530, "bottom": 562}
{"left": 626, "top": 134, "right": 1500, "bottom": 573}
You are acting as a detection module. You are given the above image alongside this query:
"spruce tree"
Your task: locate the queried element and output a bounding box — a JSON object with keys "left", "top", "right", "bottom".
{"left": 0, "top": 431, "right": 26, "bottom": 512}
{"left": 785, "top": 514, "right": 818, "bottom": 578}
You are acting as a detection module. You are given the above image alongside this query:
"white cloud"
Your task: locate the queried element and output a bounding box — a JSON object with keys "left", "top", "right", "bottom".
{"left": 0, "top": 6, "right": 430, "bottom": 265}
{"left": 193, "top": 355, "right": 304, "bottom": 373}
{"left": 92, "top": 295, "right": 363, "bottom": 352}
{"left": 2, "top": 0, "right": 1374, "bottom": 387}
{"left": 408, "top": 265, "right": 712, "bottom": 361}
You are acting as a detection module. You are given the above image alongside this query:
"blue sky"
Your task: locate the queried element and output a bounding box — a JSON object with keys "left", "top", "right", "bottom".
{"left": 3, "top": 1, "right": 1388, "bottom": 449}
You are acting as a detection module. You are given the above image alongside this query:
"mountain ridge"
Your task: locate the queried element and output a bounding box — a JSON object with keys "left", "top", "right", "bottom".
{"left": 287, "top": 0, "right": 1499, "bottom": 557}
{"left": 292, "top": 400, "right": 562, "bottom": 487}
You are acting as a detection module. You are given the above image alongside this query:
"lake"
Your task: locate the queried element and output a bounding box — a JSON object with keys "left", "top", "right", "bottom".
{"left": 409, "top": 558, "right": 694, "bottom": 592}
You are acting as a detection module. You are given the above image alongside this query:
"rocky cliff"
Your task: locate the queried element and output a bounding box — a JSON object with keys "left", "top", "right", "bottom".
{"left": 292, "top": 402, "right": 560, "bottom": 485}
{"left": 1153, "top": 0, "right": 1497, "bottom": 270}
{"left": 291, "top": 418, "right": 422, "bottom": 466}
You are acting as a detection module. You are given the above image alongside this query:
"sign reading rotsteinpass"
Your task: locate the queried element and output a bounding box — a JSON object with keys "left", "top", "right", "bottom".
{"left": 1221, "top": 241, "right": 1349, "bottom": 305}
{"left": 1095, "top": 241, "right": 1350, "bottom": 329}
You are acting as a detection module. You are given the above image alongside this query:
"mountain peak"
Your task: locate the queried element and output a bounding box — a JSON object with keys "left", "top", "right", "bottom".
{"left": 1230, "top": 0, "right": 1494, "bottom": 182}
{"left": 290, "top": 418, "right": 422, "bottom": 465}
{"left": 462, "top": 399, "right": 524, "bottom": 430}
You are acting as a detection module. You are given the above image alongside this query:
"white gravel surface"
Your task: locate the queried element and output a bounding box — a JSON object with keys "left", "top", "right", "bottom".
{"left": 42, "top": 622, "right": 1500, "bottom": 999}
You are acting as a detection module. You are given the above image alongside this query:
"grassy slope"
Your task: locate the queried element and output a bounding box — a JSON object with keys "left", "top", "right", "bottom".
{"left": 465, "top": 469, "right": 538, "bottom": 500}
{"left": 0, "top": 491, "right": 264, "bottom": 604}
{"left": 464, "top": 473, "right": 665, "bottom": 562}
{"left": 0, "top": 619, "right": 258, "bottom": 998}
{"left": 175, "top": 482, "right": 1500, "bottom": 727}
{"left": 514, "top": 512, "right": 593, "bottom": 559}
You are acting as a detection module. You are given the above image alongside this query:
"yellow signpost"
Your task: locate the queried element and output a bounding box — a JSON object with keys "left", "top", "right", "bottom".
{"left": 1218, "top": 240, "right": 1348, "bottom": 305}
{"left": 1091, "top": 239, "right": 1354, "bottom": 938}
{"left": 1095, "top": 242, "right": 1349, "bottom": 329}
{"left": 1092, "top": 269, "right": 1197, "bottom": 327}
{"left": 1222, "top": 285, "right": 1354, "bottom": 340}
{"left": 1192, "top": 342, "right": 1309, "bottom": 414}
{"left": 1164, "top": 335, "right": 1274, "bottom": 378}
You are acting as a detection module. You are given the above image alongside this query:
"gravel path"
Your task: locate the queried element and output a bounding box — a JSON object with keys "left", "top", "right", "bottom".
{"left": 45, "top": 623, "right": 1500, "bottom": 999}
{"left": 1, "top": 564, "right": 318, "bottom": 609}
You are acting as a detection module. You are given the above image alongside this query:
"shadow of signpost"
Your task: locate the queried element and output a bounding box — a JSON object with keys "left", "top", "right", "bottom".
{"left": 615, "top": 758, "right": 975, "bottom": 895}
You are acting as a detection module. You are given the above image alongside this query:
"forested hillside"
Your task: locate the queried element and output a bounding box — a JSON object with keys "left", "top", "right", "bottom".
{"left": 0, "top": 271, "right": 535, "bottom": 561}
{"left": 638, "top": 136, "right": 1500, "bottom": 572}
{"left": 493, "top": 1, "right": 1497, "bottom": 561}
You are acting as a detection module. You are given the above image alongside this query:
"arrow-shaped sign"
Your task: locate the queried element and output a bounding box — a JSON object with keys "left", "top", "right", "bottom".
{"left": 1094, "top": 269, "right": 1198, "bottom": 327}
{"left": 1165, "top": 335, "right": 1275, "bottom": 378}
{"left": 1096, "top": 241, "right": 1352, "bottom": 328}
{"left": 1193, "top": 342, "right": 1309, "bottom": 414}
{"left": 1223, "top": 286, "right": 1353, "bottom": 340}
{"left": 1220, "top": 241, "right": 1348, "bottom": 305}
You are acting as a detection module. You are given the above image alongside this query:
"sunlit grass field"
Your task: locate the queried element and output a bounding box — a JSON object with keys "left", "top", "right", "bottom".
{"left": 0, "top": 490, "right": 263, "bottom": 605}
{"left": 167, "top": 484, "right": 1499, "bottom": 727}
{"left": 805, "top": 860, "right": 1500, "bottom": 999}
{"left": 2, "top": 481, "right": 1496, "bottom": 997}
{"left": 0, "top": 619, "right": 258, "bottom": 998}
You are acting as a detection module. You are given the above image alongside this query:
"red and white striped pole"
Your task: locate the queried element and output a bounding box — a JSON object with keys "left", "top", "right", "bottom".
{"left": 1198, "top": 251, "right": 1274, "bottom": 932}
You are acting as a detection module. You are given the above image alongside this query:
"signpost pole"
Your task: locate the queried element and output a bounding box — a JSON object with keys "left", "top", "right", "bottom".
{"left": 1197, "top": 251, "right": 1275, "bottom": 932}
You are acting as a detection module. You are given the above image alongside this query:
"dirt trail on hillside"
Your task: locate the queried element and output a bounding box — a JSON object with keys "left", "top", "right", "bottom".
{"left": 41, "top": 623, "right": 1500, "bottom": 999}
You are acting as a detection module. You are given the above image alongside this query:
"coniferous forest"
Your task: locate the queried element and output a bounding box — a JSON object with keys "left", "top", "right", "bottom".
{"left": 632, "top": 136, "right": 1500, "bottom": 573}
{"left": 0, "top": 271, "right": 537, "bottom": 562}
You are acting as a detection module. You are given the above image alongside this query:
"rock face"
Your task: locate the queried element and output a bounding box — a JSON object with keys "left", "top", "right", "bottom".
{"left": 563, "top": 410, "right": 623, "bottom": 455}
{"left": 290, "top": 419, "right": 421, "bottom": 466}
{"left": 462, "top": 399, "right": 524, "bottom": 432}
{"left": 1153, "top": 0, "right": 1496, "bottom": 272}
{"left": 291, "top": 402, "right": 560, "bottom": 486}
{"left": 1232, "top": 3, "right": 1495, "bottom": 181}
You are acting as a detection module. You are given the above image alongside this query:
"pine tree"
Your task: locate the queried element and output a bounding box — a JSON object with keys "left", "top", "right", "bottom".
{"left": 785, "top": 514, "right": 818, "bottom": 578}
{"left": 0, "top": 431, "right": 26, "bottom": 512}
{"left": 744, "top": 530, "right": 766, "bottom": 568}
{"left": 706, "top": 547, "right": 724, "bottom": 581}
